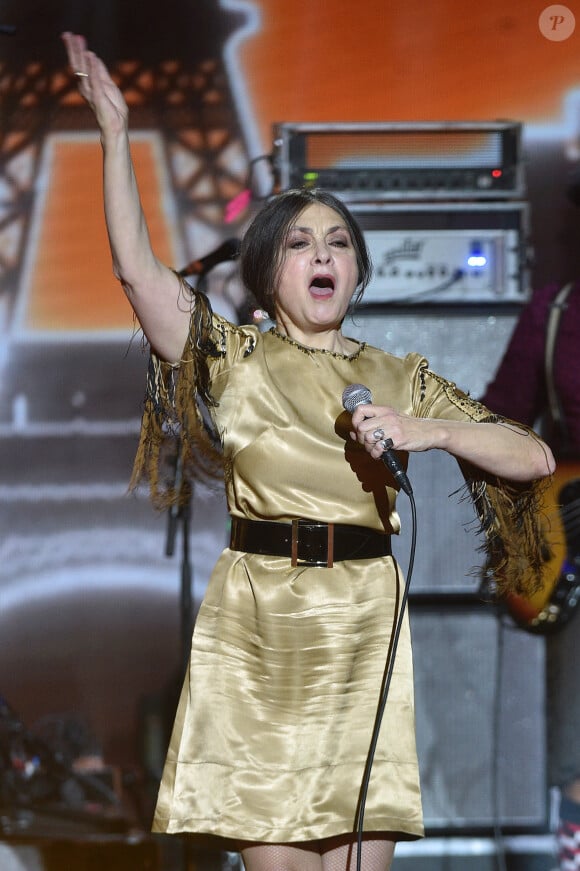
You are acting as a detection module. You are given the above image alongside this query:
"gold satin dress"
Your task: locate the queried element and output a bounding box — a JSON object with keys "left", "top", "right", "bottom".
{"left": 150, "top": 316, "right": 499, "bottom": 845}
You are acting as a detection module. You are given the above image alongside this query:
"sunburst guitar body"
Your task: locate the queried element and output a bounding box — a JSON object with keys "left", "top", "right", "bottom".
{"left": 501, "top": 462, "right": 580, "bottom": 633}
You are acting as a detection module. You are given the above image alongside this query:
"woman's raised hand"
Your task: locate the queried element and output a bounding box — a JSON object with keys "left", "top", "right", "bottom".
{"left": 61, "top": 32, "right": 129, "bottom": 138}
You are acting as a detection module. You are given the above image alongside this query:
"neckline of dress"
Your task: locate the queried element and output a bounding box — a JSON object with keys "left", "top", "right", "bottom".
{"left": 268, "top": 328, "right": 365, "bottom": 360}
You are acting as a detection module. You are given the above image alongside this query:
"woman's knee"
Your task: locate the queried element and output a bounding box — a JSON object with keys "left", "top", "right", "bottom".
{"left": 320, "top": 835, "right": 395, "bottom": 871}
{"left": 240, "top": 842, "right": 323, "bottom": 871}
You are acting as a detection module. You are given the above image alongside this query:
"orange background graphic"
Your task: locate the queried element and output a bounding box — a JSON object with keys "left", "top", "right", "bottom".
{"left": 234, "top": 0, "right": 580, "bottom": 156}
{"left": 25, "top": 137, "right": 176, "bottom": 333}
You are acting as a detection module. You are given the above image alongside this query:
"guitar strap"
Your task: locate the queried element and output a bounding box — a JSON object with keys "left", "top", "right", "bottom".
{"left": 544, "top": 281, "right": 573, "bottom": 453}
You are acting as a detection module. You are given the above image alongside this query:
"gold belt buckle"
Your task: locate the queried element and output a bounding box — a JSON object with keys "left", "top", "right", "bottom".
{"left": 291, "top": 520, "right": 334, "bottom": 568}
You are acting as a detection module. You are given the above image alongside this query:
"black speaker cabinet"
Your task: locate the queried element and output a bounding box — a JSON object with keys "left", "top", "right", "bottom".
{"left": 410, "top": 605, "right": 546, "bottom": 832}
{"left": 345, "top": 304, "right": 523, "bottom": 594}
{"left": 345, "top": 307, "right": 547, "bottom": 833}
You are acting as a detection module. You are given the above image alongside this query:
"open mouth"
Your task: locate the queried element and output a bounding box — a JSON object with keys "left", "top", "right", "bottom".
{"left": 309, "top": 275, "right": 335, "bottom": 296}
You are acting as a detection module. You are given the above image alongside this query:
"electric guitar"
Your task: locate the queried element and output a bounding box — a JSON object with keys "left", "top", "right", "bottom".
{"left": 483, "top": 462, "right": 580, "bottom": 634}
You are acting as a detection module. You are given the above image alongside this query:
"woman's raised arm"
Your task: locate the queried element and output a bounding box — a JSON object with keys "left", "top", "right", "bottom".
{"left": 62, "top": 33, "right": 191, "bottom": 363}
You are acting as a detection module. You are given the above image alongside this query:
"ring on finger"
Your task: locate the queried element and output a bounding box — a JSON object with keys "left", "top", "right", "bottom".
{"left": 372, "top": 428, "right": 385, "bottom": 441}
{"left": 75, "top": 70, "right": 89, "bottom": 77}
{"left": 379, "top": 438, "right": 394, "bottom": 451}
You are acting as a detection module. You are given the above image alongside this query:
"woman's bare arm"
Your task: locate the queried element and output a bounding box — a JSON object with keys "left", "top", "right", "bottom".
{"left": 62, "top": 33, "right": 190, "bottom": 362}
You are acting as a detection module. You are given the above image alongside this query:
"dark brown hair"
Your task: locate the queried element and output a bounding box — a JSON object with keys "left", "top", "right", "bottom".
{"left": 240, "top": 188, "right": 372, "bottom": 313}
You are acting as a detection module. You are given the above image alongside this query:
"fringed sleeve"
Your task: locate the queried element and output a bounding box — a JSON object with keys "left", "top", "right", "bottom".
{"left": 414, "top": 360, "right": 553, "bottom": 598}
{"left": 458, "top": 456, "right": 552, "bottom": 598}
{"left": 129, "top": 278, "right": 225, "bottom": 510}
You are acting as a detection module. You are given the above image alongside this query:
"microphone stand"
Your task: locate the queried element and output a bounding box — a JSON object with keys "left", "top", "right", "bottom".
{"left": 164, "top": 265, "right": 242, "bottom": 871}
{"left": 168, "top": 265, "right": 222, "bottom": 670}
{"left": 165, "top": 468, "right": 200, "bottom": 871}
{"left": 165, "top": 266, "right": 209, "bottom": 673}
{"left": 165, "top": 473, "right": 194, "bottom": 675}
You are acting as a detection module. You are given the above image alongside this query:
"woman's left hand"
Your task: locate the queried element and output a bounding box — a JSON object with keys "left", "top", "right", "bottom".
{"left": 349, "top": 401, "right": 555, "bottom": 481}
{"left": 62, "top": 33, "right": 129, "bottom": 137}
{"left": 349, "top": 403, "right": 435, "bottom": 459}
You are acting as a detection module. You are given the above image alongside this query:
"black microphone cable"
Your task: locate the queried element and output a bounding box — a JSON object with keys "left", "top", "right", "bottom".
{"left": 341, "top": 382, "right": 417, "bottom": 871}
{"left": 354, "top": 485, "right": 417, "bottom": 871}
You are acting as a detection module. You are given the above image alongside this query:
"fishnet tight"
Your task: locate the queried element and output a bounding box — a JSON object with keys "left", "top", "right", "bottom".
{"left": 241, "top": 836, "right": 395, "bottom": 871}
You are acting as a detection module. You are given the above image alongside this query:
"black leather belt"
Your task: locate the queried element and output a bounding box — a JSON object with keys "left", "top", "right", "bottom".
{"left": 229, "top": 516, "right": 391, "bottom": 568}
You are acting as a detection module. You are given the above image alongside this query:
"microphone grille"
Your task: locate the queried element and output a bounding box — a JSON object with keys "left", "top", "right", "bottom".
{"left": 342, "top": 383, "right": 373, "bottom": 413}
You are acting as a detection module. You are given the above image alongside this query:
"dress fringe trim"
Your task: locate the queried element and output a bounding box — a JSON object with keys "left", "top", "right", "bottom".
{"left": 129, "top": 279, "right": 224, "bottom": 509}
{"left": 459, "top": 461, "right": 552, "bottom": 598}
{"left": 422, "top": 369, "right": 552, "bottom": 599}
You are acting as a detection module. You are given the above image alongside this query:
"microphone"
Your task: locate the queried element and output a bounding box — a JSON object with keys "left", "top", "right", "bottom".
{"left": 342, "top": 383, "right": 413, "bottom": 496}
{"left": 178, "top": 238, "right": 241, "bottom": 277}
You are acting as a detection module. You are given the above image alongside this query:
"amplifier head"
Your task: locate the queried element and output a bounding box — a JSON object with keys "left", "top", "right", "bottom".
{"left": 273, "top": 121, "right": 524, "bottom": 201}
{"left": 349, "top": 201, "right": 531, "bottom": 304}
